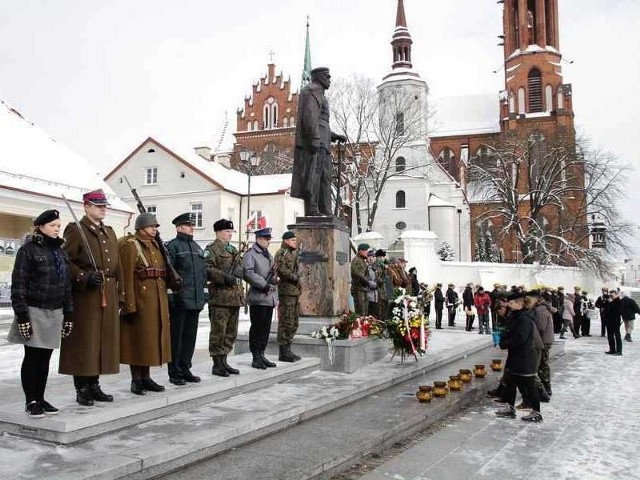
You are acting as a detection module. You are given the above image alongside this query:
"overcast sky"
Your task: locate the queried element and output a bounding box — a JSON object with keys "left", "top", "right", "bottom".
{"left": 0, "top": 0, "right": 638, "bottom": 224}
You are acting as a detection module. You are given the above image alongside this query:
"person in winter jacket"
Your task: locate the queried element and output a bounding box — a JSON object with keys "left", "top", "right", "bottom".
{"left": 10, "top": 209, "right": 73, "bottom": 417}
{"left": 528, "top": 290, "right": 554, "bottom": 400}
{"left": 445, "top": 283, "right": 459, "bottom": 327}
{"left": 496, "top": 291, "right": 543, "bottom": 423}
{"left": 244, "top": 228, "right": 278, "bottom": 369}
{"left": 463, "top": 284, "right": 475, "bottom": 331}
{"left": 473, "top": 286, "right": 492, "bottom": 334}
{"left": 604, "top": 289, "right": 623, "bottom": 355}
{"left": 620, "top": 291, "right": 640, "bottom": 342}
{"left": 560, "top": 294, "right": 579, "bottom": 339}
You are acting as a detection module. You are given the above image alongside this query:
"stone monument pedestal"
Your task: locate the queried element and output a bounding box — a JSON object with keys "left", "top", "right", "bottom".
{"left": 292, "top": 216, "right": 351, "bottom": 331}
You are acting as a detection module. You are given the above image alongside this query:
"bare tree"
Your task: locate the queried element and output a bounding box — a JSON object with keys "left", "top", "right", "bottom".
{"left": 327, "top": 75, "right": 431, "bottom": 233}
{"left": 467, "top": 130, "right": 631, "bottom": 275}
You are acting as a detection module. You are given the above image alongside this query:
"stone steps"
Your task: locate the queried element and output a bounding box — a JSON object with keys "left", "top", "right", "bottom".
{"left": 0, "top": 333, "right": 497, "bottom": 480}
{"left": 0, "top": 354, "right": 320, "bottom": 444}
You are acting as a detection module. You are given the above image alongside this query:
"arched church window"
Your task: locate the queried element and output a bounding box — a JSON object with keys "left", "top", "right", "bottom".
{"left": 527, "top": 68, "right": 543, "bottom": 113}
{"left": 438, "top": 148, "right": 456, "bottom": 177}
{"left": 545, "top": 85, "right": 553, "bottom": 112}
{"left": 263, "top": 104, "right": 270, "bottom": 129}
{"left": 247, "top": 121, "right": 252, "bottom": 131}
{"left": 518, "top": 88, "right": 526, "bottom": 115}
{"left": 290, "top": 116, "right": 295, "bottom": 126}
{"left": 395, "top": 190, "right": 406, "bottom": 209}
{"left": 395, "top": 156, "right": 406, "bottom": 173}
{"left": 271, "top": 103, "right": 278, "bottom": 128}
{"left": 283, "top": 117, "right": 288, "bottom": 128}
{"left": 557, "top": 87, "right": 564, "bottom": 110}
{"left": 509, "top": 92, "right": 516, "bottom": 114}
{"left": 253, "top": 120, "right": 259, "bottom": 130}
{"left": 395, "top": 112, "right": 405, "bottom": 135}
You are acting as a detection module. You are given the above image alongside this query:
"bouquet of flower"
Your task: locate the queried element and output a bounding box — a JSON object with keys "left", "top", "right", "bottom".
{"left": 385, "top": 288, "right": 431, "bottom": 362}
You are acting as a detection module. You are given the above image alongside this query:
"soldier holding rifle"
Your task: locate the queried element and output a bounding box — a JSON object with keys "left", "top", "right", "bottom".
{"left": 59, "top": 189, "right": 123, "bottom": 406}
{"left": 204, "top": 219, "right": 245, "bottom": 377}
{"left": 244, "top": 228, "right": 278, "bottom": 369}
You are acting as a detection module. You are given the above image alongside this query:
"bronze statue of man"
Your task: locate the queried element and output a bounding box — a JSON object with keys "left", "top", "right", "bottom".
{"left": 291, "top": 67, "right": 346, "bottom": 216}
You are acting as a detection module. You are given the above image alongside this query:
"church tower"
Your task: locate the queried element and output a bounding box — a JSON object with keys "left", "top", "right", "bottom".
{"left": 378, "top": 0, "right": 428, "bottom": 141}
{"left": 500, "top": 0, "right": 574, "bottom": 134}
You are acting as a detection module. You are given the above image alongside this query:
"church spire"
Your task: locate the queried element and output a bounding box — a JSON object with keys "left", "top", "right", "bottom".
{"left": 300, "top": 17, "right": 312, "bottom": 89}
{"left": 391, "top": 0, "right": 412, "bottom": 70}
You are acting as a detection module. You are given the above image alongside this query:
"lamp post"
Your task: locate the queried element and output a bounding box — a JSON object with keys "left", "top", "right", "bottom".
{"left": 239, "top": 148, "right": 259, "bottom": 243}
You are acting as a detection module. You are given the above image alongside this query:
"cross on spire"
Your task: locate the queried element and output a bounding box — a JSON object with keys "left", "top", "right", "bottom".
{"left": 268, "top": 49, "right": 275, "bottom": 63}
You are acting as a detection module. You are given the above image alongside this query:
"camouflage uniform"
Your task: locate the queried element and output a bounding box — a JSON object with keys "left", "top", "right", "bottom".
{"left": 350, "top": 254, "right": 369, "bottom": 316}
{"left": 204, "top": 239, "right": 244, "bottom": 357}
{"left": 371, "top": 260, "right": 387, "bottom": 319}
{"left": 274, "top": 242, "right": 301, "bottom": 345}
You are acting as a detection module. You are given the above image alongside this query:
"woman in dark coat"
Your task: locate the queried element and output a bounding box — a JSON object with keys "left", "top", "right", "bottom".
{"left": 10, "top": 209, "right": 73, "bottom": 417}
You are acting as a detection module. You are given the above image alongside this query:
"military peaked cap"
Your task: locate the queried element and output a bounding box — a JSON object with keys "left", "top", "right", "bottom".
{"left": 172, "top": 212, "right": 195, "bottom": 226}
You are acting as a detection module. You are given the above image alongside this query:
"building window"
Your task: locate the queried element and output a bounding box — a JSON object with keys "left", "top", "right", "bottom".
{"left": 146, "top": 205, "right": 157, "bottom": 216}
{"left": 518, "top": 88, "right": 526, "bottom": 115}
{"left": 191, "top": 202, "right": 203, "bottom": 228}
{"left": 395, "top": 190, "right": 406, "bottom": 208}
{"left": 395, "top": 156, "right": 406, "bottom": 173}
{"left": 438, "top": 148, "right": 456, "bottom": 177}
{"left": 528, "top": 68, "right": 543, "bottom": 113}
{"left": 271, "top": 103, "right": 278, "bottom": 128}
{"left": 290, "top": 116, "right": 295, "bottom": 126}
{"left": 395, "top": 112, "right": 405, "bottom": 135}
{"left": 545, "top": 85, "right": 553, "bottom": 112}
{"left": 145, "top": 167, "right": 158, "bottom": 185}
{"left": 247, "top": 121, "right": 252, "bottom": 131}
{"left": 283, "top": 117, "right": 288, "bottom": 128}
{"left": 253, "top": 120, "right": 259, "bottom": 130}
{"left": 227, "top": 207, "right": 235, "bottom": 222}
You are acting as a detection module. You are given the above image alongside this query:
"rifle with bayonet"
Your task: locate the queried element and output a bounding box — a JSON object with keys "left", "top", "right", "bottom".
{"left": 123, "top": 176, "right": 182, "bottom": 292}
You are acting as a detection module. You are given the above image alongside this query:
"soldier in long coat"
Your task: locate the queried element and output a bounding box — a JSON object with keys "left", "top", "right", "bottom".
{"left": 59, "top": 189, "right": 123, "bottom": 406}
{"left": 205, "top": 219, "right": 245, "bottom": 377}
{"left": 119, "top": 213, "right": 171, "bottom": 395}
{"left": 350, "top": 243, "right": 370, "bottom": 316}
{"left": 275, "top": 231, "right": 301, "bottom": 362}
{"left": 291, "top": 67, "right": 346, "bottom": 216}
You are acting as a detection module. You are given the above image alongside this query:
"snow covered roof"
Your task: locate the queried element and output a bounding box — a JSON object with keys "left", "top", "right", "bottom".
{"left": 108, "top": 137, "right": 292, "bottom": 196}
{"left": 429, "top": 94, "right": 501, "bottom": 138}
{"left": 428, "top": 194, "right": 456, "bottom": 208}
{"left": 0, "top": 99, "right": 133, "bottom": 212}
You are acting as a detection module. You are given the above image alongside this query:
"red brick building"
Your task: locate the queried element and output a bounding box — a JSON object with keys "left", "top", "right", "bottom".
{"left": 231, "top": 63, "right": 298, "bottom": 175}
{"left": 430, "top": 0, "right": 586, "bottom": 264}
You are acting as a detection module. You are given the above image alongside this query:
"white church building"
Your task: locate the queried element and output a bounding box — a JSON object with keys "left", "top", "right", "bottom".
{"left": 356, "top": 0, "right": 471, "bottom": 261}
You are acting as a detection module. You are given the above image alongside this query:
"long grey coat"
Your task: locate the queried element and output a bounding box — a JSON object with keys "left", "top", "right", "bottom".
{"left": 243, "top": 244, "right": 277, "bottom": 307}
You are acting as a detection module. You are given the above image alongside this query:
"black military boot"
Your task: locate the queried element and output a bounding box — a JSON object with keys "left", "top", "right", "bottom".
{"left": 221, "top": 355, "right": 239, "bottom": 375}
{"left": 539, "top": 385, "right": 551, "bottom": 403}
{"left": 279, "top": 344, "right": 296, "bottom": 362}
{"left": 261, "top": 351, "right": 277, "bottom": 368}
{"left": 90, "top": 382, "right": 114, "bottom": 402}
{"left": 543, "top": 381, "right": 552, "bottom": 397}
{"left": 495, "top": 404, "right": 516, "bottom": 419}
{"left": 141, "top": 378, "right": 165, "bottom": 392}
{"left": 212, "top": 355, "right": 230, "bottom": 377}
{"left": 251, "top": 351, "right": 267, "bottom": 370}
{"left": 289, "top": 344, "right": 302, "bottom": 361}
{"left": 130, "top": 380, "right": 146, "bottom": 396}
{"left": 76, "top": 385, "right": 94, "bottom": 406}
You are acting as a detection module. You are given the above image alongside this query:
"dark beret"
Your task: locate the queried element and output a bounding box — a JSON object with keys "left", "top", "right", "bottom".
{"left": 282, "top": 231, "right": 296, "bottom": 240}
{"left": 375, "top": 249, "right": 386, "bottom": 257}
{"left": 33, "top": 209, "right": 60, "bottom": 226}
{"left": 357, "top": 243, "right": 370, "bottom": 251}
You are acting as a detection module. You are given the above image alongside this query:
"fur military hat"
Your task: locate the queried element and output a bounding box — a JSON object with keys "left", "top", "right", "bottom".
{"left": 33, "top": 209, "right": 60, "bottom": 226}
{"left": 375, "top": 249, "right": 386, "bottom": 257}
{"left": 214, "top": 219, "right": 235, "bottom": 232}
{"left": 506, "top": 291, "right": 526, "bottom": 301}
{"left": 135, "top": 213, "right": 159, "bottom": 230}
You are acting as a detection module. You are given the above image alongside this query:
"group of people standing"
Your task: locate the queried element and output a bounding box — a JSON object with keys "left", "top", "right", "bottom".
{"left": 9, "top": 190, "right": 303, "bottom": 418}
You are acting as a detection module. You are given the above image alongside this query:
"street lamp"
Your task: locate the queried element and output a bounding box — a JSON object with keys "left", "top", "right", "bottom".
{"left": 239, "top": 148, "right": 259, "bottom": 243}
